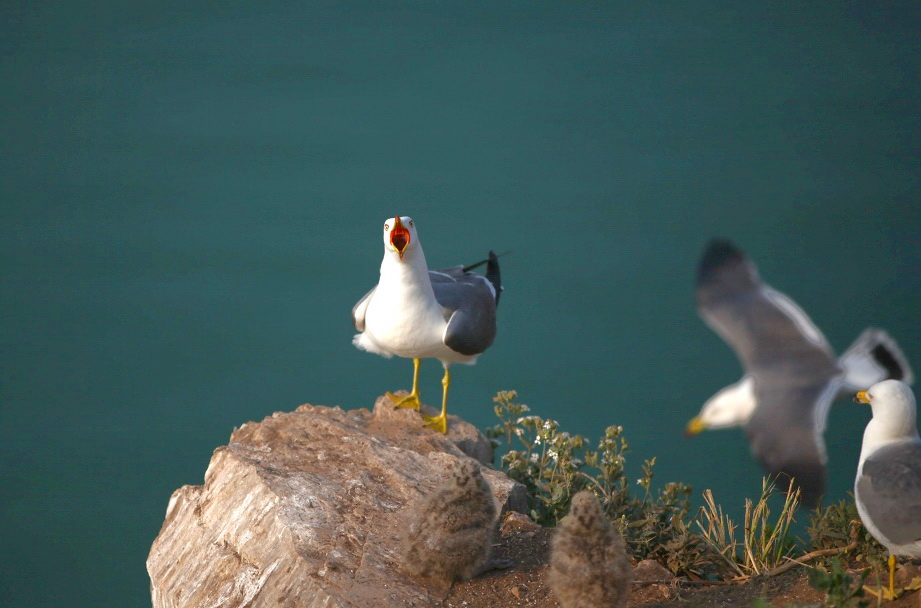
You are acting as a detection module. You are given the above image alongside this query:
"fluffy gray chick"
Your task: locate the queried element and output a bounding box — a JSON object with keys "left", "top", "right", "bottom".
{"left": 548, "top": 490, "right": 630, "bottom": 608}
{"left": 400, "top": 458, "right": 497, "bottom": 583}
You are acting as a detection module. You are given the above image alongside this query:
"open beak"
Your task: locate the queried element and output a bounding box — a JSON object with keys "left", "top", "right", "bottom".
{"left": 853, "top": 390, "right": 871, "bottom": 404}
{"left": 390, "top": 216, "right": 410, "bottom": 260}
{"left": 685, "top": 416, "right": 706, "bottom": 437}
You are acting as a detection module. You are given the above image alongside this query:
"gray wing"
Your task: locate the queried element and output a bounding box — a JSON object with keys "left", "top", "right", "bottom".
{"left": 696, "top": 239, "right": 838, "bottom": 380}
{"left": 699, "top": 240, "right": 841, "bottom": 504}
{"left": 351, "top": 286, "right": 376, "bottom": 332}
{"left": 430, "top": 267, "right": 498, "bottom": 356}
{"left": 745, "top": 378, "right": 837, "bottom": 504}
{"left": 857, "top": 441, "right": 921, "bottom": 547}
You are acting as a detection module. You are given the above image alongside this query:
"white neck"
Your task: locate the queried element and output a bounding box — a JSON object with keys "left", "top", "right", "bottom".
{"left": 860, "top": 408, "right": 921, "bottom": 465}
{"left": 376, "top": 239, "right": 441, "bottom": 317}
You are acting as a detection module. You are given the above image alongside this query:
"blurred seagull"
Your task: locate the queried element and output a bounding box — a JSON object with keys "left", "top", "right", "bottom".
{"left": 686, "top": 239, "right": 913, "bottom": 504}
{"left": 854, "top": 380, "right": 921, "bottom": 599}
{"left": 352, "top": 216, "right": 501, "bottom": 433}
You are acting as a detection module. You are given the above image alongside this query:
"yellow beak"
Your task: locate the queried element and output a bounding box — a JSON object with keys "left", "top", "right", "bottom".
{"left": 685, "top": 416, "right": 706, "bottom": 437}
{"left": 853, "top": 390, "right": 871, "bottom": 404}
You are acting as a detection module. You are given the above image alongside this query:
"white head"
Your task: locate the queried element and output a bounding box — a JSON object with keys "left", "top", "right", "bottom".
{"left": 855, "top": 379, "right": 918, "bottom": 443}
{"left": 686, "top": 375, "right": 757, "bottom": 436}
{"left": 382, "top": 216, "right": 419, "bottom": 261}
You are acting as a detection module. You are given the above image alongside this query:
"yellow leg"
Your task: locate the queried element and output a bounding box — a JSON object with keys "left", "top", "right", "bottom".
{"left": 422, "top": 366, "right": 450, "bottom": 434}
{"left": 386, "top": 358, "right": 421, "bottom": 410}
{"left": 889, "top": 553, "right": 896, "bottom": 599}
{"left": 863, "top": 554, "right": 900, "bottom": 601}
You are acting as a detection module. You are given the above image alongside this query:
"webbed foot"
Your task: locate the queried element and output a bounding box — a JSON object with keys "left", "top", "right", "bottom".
{"left": 862, "top": 584, "right": 900, "bottom": 601}
{"left": 386, "top": 391, "right": 421, "bottom": 411}
{"left": 422, "top": 412, "right": 447, "bottom": 434}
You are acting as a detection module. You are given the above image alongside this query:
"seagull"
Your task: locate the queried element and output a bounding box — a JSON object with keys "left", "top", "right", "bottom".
{"left": 352, "top": 216, "right": 501, "bottom": 434}
{"left": 854, "top": 380, "right": 921, "bottom": 599}
{"left": 685, "top": 239, "right": 913, "bottom": 504}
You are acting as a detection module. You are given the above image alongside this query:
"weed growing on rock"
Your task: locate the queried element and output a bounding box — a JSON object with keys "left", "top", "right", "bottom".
{"left": 487, "top": 390, "right": 588, "bottom": 524}
{"left": 487, "top": 390, "right": 731, "bottom": 579}
{"left": 806, "top": 495, "right": 886, "bottom": 568}
{"left": 487, "top": 389, "right": 893, "bottom": 604}
{"left": 753, "top": 558, "right": 870, "bottom": 608}
{"left": 807, "top": 558, "right": 870, "bottom": 608}
{"left": 696, "top": 480, "right": 800, "bottom": 577}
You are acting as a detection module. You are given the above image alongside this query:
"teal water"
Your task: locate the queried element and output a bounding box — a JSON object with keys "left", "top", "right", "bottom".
{"left": 2, "top": 2, "right": 919, "bottom": 605}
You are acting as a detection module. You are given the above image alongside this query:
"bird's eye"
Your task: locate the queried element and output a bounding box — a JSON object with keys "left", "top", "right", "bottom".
{"left": 384, "top": 224, "right": 390, "bottom": 231}
{"left": 409, "top": 220, "right": 414, "bottom": 227}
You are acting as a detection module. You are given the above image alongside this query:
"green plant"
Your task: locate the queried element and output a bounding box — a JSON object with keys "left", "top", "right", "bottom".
{"left": 807, "top": 495, "right": 886, "bottom": 568}
{"left": 695, "top": 488, "right": 745, "bottom": 578}
{"left": 750, "top": 558, "right": 870, "bottom": 608}
{"left": 742, "top": 478, "right": 800, "bottom": 575}
{"left": 695, "top": 478, "right": 800, "bottom": 577}
{"left": 487, "top": 390, "right": 589, "bottom": 524}
{"left": 487, "top": 391, "right": 732, "bottom": 579}
{"left": 487, "top": 390, "right": 881, "bottom": 587}
{"left": 807, "top": 558, "right": 870, "bottom": 607}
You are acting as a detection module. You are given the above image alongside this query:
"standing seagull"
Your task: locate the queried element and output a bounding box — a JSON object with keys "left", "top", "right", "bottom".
{"left": 854, "top": 380, "right": 921, "bottom": 599}
{"left": 352, "top": 216, "right": 501, "bottom": 434}
{"left": 686, "top": 239, "right": 913, "bottom": 504}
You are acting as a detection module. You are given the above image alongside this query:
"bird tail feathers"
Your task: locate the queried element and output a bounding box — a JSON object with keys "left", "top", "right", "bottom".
{"left": 463, "top": 250, "right": 505, "bottom": 306}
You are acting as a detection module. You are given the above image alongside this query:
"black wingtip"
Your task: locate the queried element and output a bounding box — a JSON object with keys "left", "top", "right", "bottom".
{"left": 871, "top": 343, "right": 905, "bottom": 381}
{"left": 486, "top": 250, "right": 502, "bottom": 306}
{"left": 698, "top": 238, "right": 746, "bottom": 280}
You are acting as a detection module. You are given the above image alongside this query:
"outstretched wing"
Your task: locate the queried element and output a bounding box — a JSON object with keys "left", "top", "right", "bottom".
{"left": 696, "top": 239, "right": 836, "bottom": 377}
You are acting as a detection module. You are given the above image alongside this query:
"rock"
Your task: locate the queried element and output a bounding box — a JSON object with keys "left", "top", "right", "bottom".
{"left": 500, "top": 511, "right": 540, "bottom": 536}
{"left": 147, "top": 396, "right": 528, "bottom": 608}
{"left": 632, "top": 558, "right": 676, "bottom": 583}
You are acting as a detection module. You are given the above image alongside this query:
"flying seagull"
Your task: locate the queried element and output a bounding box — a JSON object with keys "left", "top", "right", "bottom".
{"left": 685, "top": 239, "right": 913, "bottom": 504}
{"left": 352, "top": 216, "right": 501, "bottom": 434}
{"left": 854, "top": 380, "right": 921, "bottom": 599}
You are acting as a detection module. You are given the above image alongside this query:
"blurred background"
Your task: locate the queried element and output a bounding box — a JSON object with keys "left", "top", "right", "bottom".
{"left": 1, "top": 1, "right": 918, "bottom": 605}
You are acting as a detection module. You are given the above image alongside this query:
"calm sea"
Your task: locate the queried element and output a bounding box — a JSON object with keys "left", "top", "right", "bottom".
{"left": 1, "top": 2, "right": 918, "bottom": 606}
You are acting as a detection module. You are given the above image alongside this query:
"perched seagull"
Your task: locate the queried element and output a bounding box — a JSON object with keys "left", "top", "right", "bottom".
{"left": 686, "top": 239, "right": 913, "bottom": 504}
{"left": 352, "top": 216, "right": 501, "bottom": 434}
{"left": 854, "top": 380, "right": 921, "bottom": 599}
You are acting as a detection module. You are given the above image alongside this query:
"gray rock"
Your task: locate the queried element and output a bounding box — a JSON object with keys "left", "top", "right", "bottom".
{"left": 147, "top": 396, "right": 528, "bottom": 608}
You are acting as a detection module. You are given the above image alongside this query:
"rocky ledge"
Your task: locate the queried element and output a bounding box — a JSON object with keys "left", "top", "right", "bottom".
{"left": 147, "top": 396, "right": 528, "bottom": 608}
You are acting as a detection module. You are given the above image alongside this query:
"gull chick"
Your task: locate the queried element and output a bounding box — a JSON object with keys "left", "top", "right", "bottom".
{"left": 548, "top": 490, "right": 630, "bottom": 608}
{"left": 400, "top": 458, "right": 498, "bottom": 583}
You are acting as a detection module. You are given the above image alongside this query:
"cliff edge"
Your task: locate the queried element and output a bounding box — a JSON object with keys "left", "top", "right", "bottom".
{"left": 147, "top": 396, "right": 528, "bottom": 608}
